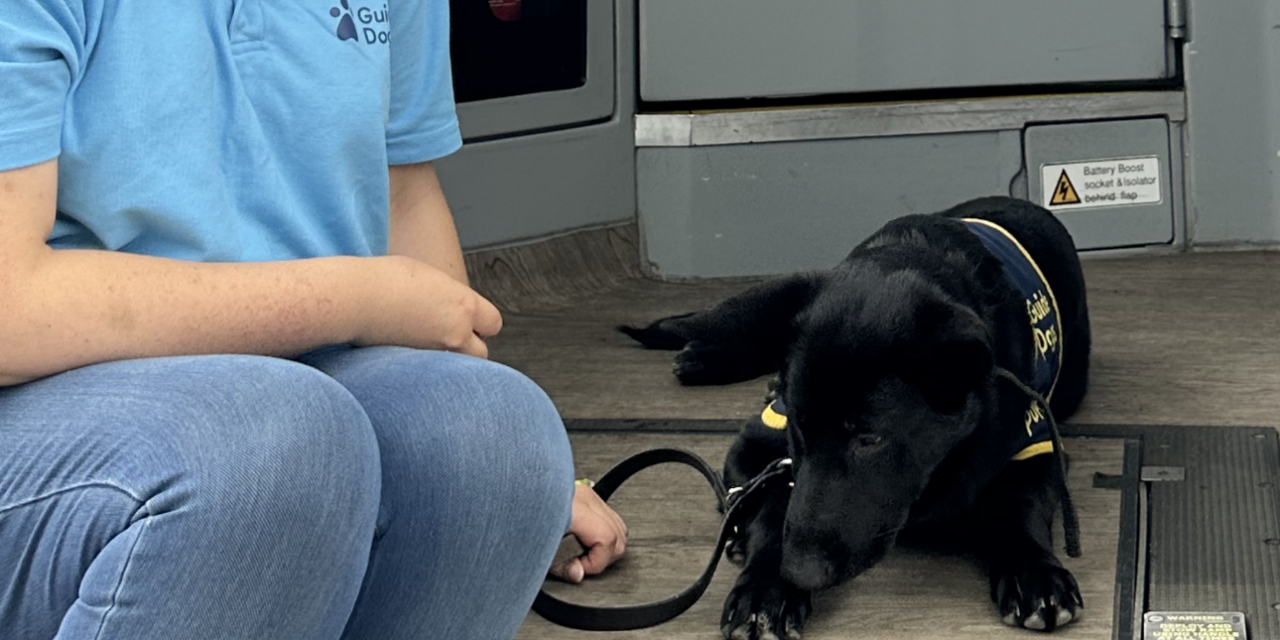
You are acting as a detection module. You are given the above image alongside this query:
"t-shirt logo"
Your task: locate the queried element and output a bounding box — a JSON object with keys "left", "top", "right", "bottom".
{"left": 330, "top": 0, "right": 389, "bottom": 44}
{"left": 330, "top": 0, "right": 359, "bottom": 41}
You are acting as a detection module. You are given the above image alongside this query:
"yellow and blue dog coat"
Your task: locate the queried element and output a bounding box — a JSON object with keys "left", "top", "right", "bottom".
{"left": 759, "top": 218, "right": 1063, "bottom": 462}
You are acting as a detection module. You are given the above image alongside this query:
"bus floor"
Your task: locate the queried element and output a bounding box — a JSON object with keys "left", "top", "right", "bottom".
{"left": 468, "top": 229, "right": 1280, "bottom": 640}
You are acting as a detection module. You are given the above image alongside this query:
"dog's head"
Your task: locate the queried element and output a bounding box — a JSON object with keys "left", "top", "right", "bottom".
{"left": 719, "top": 265, "right": 995, "bottom": 591}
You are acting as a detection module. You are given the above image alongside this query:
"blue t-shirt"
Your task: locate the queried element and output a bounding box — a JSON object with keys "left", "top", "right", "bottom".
{"left": 0, "top": 0, "right": 462, "bottom": 261}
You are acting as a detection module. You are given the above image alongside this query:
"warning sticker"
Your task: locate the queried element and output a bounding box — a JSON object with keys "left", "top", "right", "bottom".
{"left": 1040, "top": 156, "right": 1162, "bottom": 210}
{"left": 1143, "top": 612, "right": 1247, "bottom": 640}
{"left": 1050, "top": 170, "right": 1081, "bottom": 206}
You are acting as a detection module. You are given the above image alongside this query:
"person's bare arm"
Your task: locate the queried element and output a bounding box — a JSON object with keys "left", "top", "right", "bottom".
{"left": 0, "top": 159, "right": 500, "bottom": 386}
{"left": 388, "top": 161, "right": 468, "bottom": 284}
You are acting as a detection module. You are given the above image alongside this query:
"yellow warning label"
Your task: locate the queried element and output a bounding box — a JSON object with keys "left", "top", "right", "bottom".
{"left": 1050, "top": 170, "right": 1082, "bottom": 206}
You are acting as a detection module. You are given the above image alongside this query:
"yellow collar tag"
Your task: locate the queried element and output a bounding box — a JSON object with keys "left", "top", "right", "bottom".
{"left": 761, "top": 400, "right": 788, "bottom": 430}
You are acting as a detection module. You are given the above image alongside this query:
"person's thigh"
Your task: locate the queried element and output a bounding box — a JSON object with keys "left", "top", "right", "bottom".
{"left": 0, "top": 355, "right": 382, "bottom": 640}
{"left": 299, "top": 347, "right": 574, "bottom": 640}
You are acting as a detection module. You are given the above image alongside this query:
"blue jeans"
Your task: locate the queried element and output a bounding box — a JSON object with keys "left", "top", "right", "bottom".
{"left": 0, "top": 347, "right": 574, "bottom": 639}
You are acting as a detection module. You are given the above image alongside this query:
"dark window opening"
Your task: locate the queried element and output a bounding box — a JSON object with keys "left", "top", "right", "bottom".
{"left": 450, "top": 0, "right": 589, "bottom": 103}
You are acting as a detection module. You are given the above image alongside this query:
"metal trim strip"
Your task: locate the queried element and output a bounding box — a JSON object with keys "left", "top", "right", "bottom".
{"left": 634, "top": 92, "right": 1187, "bottom": 147}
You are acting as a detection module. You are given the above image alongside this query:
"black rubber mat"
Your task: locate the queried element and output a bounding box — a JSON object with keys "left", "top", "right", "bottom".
{"left": 1074, "top": 424, "right": 1280, "bottom": 640}
{"left": 566, "top": 420, "right": 1280, "bottom": 640}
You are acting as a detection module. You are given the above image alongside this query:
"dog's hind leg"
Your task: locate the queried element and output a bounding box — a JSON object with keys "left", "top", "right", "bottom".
{"left": 719, "top": 420, "right": 812, "bottom": 640}
{"left": 618, "top": 273, "right": 825, "bottom": 386}
{"left": 971, "top": 455, "right": 1083, "bottom": 632}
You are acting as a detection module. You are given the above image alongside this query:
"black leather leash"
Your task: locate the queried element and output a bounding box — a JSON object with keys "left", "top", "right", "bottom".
{"left": 533, "top": 369, "right": 1079, "bottom": 631}
{"left": 531, "top": 448, "right": 793, "bottom": 631}
{"left": 993, "top": 367, "right": 1082, "bottom": 559}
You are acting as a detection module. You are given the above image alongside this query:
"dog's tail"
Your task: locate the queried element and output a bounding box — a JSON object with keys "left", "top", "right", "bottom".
{"left": 616, "top": 312, "right": 697, "bottom": 350}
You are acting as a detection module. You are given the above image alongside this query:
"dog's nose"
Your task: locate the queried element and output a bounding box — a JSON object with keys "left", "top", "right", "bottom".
{"left": 781, "top": 552, "right": 837, "bottom": 591}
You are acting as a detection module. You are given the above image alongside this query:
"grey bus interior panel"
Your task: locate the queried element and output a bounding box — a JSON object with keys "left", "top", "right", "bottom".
{"left": 440, "top": 118, "right": 636, "bottom": 250}
{"left": 637, "top": 131, "right": 1024, "bottom": 278}
{"left": 1025, "top": 118, "right": 1175, "bottom": 251}
{"left": 640, "top": 0, "right": 1170, "bottom": 102}
{"left": 1181, "top": 0, "right": 1280, "bottom": 246}
{"left": 442, "top": 0, "right": 635, "bottom": 250}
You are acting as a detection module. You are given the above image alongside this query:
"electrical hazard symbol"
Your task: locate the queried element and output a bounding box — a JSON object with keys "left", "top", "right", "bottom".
{"left": 1050, "top": 170, "right": 1081, "bottom": 206}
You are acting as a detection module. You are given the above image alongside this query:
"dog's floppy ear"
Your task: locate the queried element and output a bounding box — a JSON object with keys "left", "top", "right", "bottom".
{"left": 620, "top": 272, "right": 825, "bottom": 385}
{"left": 904, "top": 303, "right": 993, "bottom": 413}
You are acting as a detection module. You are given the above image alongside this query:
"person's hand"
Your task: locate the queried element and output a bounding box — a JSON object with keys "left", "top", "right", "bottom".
{"left": 548, "top": 483, "right": 627, "bottom": 583}
{"left": 355, "top": 255, "right": 502, "bottom": 358}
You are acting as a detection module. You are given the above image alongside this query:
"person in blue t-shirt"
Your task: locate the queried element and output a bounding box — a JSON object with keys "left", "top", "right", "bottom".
{"left": 0, "top": 1, "right": 626, "bottom": 638}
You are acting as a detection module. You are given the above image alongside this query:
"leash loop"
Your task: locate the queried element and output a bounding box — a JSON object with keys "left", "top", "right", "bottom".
{"left": 531, "top": 448, "right": 792, "bottom": 631}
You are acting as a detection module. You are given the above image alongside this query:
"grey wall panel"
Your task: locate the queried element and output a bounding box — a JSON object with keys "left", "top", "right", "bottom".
{"left": 439, "top": 0, "right": 636, "bottom": 249}
{"left": 637, "top": 131, "right": 1024, "bottom": 278}
{"left": 439, "top": 122, "right": 636, "bottom": 248}
{"left": 1183, "top": 1, "right": 1280, "bottom": 245}
{"left": 641, "top": 0, "right": 1170, "bottom": 101}
{"left": 1025, "top": 118, "right": 1175, "bottom": 250}
{"left": 1168, "top": 122, "right": 1189, "bottom": 248}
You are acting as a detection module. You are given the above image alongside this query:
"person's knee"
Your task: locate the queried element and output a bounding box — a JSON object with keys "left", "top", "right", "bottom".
{"left": 440, "top": 355, "right": 573, "bottom": 495}
{"left": 10, "top": 355, "right": 384, "bottom": 637}
{"left": 482, "top": 360, "right": 576, "bottom": 529}
{"left": 374, "top": 353, "right": 574, "bottom": 535}
{"left": 142, "top": 356, "right": 382, "bottom": 537}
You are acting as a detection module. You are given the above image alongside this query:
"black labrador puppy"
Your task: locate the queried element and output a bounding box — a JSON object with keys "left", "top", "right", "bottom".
{"left": 622, "top": 196, "right": 1090, "bottom": 639}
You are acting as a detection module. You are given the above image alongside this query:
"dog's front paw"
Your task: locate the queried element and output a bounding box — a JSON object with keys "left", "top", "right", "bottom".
{"left": 992, "top": 560, "right": 1083, "bottom": 631}
{"left": 672, "top": 341, "right": 737, "bottom": 385}
{"left": 721, "top": 576, "right": 811, "bottom": 640}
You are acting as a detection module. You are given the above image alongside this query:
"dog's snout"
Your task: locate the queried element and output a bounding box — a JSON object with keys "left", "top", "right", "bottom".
{"left": 781, "top": 551, "right": 837, "bottom": 591}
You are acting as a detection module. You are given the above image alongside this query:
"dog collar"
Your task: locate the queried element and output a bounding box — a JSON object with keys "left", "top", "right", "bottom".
{"left": 761, "top": 398, "right": 789, "bottom": 429}
{"left": 962, "top": 218, "right": 1063, "bottom": 461}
